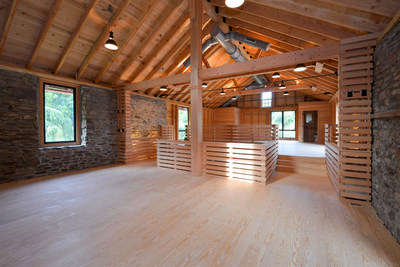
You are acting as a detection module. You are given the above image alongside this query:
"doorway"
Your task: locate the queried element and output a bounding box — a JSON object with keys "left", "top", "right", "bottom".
{"left": 303, "top": 111, "right": 318, "bottom": 143}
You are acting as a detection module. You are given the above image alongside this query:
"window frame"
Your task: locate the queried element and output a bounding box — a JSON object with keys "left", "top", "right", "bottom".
{"left": 178, "top": 106, "right": 189, "bottom": 140}
{"left": 39, "top": 79, "right": 81, "bottom": 147}
{"left": 271, "top": 110, "right": 296, "bottom": 139}
{"left": 261, "top": 91, "right": 273, "bottom": 108}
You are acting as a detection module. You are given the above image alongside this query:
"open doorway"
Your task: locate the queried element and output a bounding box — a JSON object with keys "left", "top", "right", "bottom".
{"left": 178, "top": 106, "right": 189, "bottom": 140}
{"left": 303, "top": 111, "right": 318, "bottom": 143}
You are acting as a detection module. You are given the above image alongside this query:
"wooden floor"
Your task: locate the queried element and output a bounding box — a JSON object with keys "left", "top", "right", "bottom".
{"left": 1, "top": 163, "right": 399, "bottom": 266}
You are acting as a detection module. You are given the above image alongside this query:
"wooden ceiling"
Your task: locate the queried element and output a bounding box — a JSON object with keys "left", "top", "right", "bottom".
{"left": 0, "top": 0, "right": 398, "bottom": 107}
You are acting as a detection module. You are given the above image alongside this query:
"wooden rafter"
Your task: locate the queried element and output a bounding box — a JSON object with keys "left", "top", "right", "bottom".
{"left": 94, "top": 0, "right": 160, "bottom": 83}
{"left": 246, "top": 0, "right": 387, "bottom": 33}
{"left": 112, "top": 0, "right": 184, "bottom": 85}
{"left": 0, "top": 0, "right": 20, "bottom": 56}
{"left": 127, "top": 13, "right": 190, "bottom": 84}
{"left": 202, "top": 0, "right": 229, "bottom": 33}
{"left": 27, "top": 0, "right": 63, "bottom": 69}
{"left": 76, "top": 0, "right": 131, "bottom": 80}
{"left": 53, "top": 0, "right": 101, "bottom": 74}
{"left": 209, "top": 0, "right": 357, "bottom": 39}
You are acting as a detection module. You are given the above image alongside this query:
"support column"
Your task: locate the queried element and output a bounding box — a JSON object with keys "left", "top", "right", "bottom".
{"left": 189, "top": 0, "right": 203, "bottom": 176}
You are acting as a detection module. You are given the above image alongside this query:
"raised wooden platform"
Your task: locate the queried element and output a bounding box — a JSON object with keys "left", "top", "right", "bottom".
{"left": 1, "top": 163, "right": 399, "bottom": 266}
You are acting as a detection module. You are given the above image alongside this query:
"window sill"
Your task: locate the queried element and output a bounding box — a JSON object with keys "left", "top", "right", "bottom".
{"left": 39, "top": 144, "right": 86, "bottom": 149}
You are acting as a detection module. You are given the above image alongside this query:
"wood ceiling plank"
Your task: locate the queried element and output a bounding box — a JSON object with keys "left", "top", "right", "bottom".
{"left": 0, "top": 0, "right": 20, "bottom": 56}
{"left": 112, "top": 0, "right": 184, "bottom": 85}
{"left": 52, "top": 0, "right": 101, "bottom": 74}
{"left": 218, "top": 7, "right": 338, "bottom": 46}
{"left": 246, "top": 0, "right": 387, "bottom": 33}
{"left": 26, "top": 0, "right": 63, "bottom": 69}
{"left": 76, "top": 0, "right": 131, "bottom": 80}
{"left": 209, "top": 0, "right": 357, "bottom": 39}
{"left": 202, "top": 0, "right": 229, "bottom": 33}
{"left": 128, "top": 13, "right": 190, "bottom": 84}
{"left": 319, "top": 0, "right": 400, "bottom": 18}
{"left": 94, "top": 0, "right": 160, "bottom": 83}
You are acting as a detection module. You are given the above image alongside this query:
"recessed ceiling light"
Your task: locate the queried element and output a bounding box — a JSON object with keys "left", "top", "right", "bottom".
{"left": 225, "top": 0, "right": 244, "bottom": 8}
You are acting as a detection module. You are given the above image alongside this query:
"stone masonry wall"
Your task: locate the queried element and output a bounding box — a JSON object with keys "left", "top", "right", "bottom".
{"left": 0, "top": 69, "right": 117, "bottom": 183}
{"left": 130, "top": 94, "right": 166, "bottom": 137}
{"left": 372, "top": 22, "right": 400, "bottom": 243}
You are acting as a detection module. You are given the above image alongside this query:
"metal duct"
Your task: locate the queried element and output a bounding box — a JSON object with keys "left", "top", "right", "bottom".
{"left": 183, "top": 37, "right": 218, "bottom": 68}
{"left": 226, "top": 31, "right": 270, "bottom": 52}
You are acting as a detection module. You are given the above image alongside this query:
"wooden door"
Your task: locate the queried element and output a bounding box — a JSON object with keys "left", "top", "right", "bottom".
{"left": 303, "top": 111, "right": 318, "bottom": 143}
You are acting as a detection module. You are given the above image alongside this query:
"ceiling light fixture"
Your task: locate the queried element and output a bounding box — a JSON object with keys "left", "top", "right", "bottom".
{"left": 202, "top": 82, "right": 207, "bottom": 88}
{"left": 220, "top": 89, "right": 226, "bottom": 95}
{"left": 279, "top": 81, "right": 286, "bottom": 89}
{"left": 294, "top": 63, "right": 307, "bottom": 72}
{"left": 232, "top": 96, "right": 237, "bottom": 100}
{"left": 104, "top": 5, "right": 118, "bottom": 50}
{"left": 159, "top": 86, "right": 167, "bottom": 91}
{"left": 225, "top": 0, "right": 244, "bottom": 8}
{"left": 283, "top": 91, "right": 289, "bottom": 96}
{"left": 272, "top": 72, "right": 280, "bottom": 79}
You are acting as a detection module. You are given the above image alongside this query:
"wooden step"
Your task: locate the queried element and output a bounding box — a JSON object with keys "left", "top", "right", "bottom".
{"left": 276, "top": 155, "right": 327, "bottom": 176}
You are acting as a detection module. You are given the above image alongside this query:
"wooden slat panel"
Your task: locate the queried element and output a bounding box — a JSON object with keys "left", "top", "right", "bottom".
{"left": 157, "top": 140, "right": 192, "bottom": 172}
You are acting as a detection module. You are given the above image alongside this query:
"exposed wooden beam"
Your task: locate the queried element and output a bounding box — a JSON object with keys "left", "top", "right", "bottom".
{"left": 53, "top": 0, "right": 100, "bottom": 74}
{"left": 0, "top": 0, "right": 20, "bottom": 56}
{"left": 76, "top": 0, "right": 131, "bottom": 79}
{"left": 246, "top": 0, "right": 386, "bottom": 33}
{"left": 202, "top": 0, "right": 229, "bottom": 33}
{"left": 128, "top": 13, "right": 190, "bottom": 84}
{"left": 0, "top": 62, "right": 112, "bottom": 90}
{"left": 190, "top": 0, "right": 203, "bottom": 176}
{"left": 377, "top": 10, "right": 400, "bottom": 43}
{"left": 122, "top": 43, "right": 340, "bottom": 91}
{"left": 112, "top": 0, "right": 183, "bottom": 85}
{"left": 209, "top": 0, "right": 357, "bottom": 39}
{"left": 27, "top": 0, "right": 63, "bottom": 69}
{"left": 94, "top": 0, "right": 160, "bottom": 83}
{"left": 200, "top": 43, "right": 340, "bottom": 81}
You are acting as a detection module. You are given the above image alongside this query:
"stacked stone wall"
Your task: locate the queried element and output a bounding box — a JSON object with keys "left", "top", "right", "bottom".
{"left": 0, "top": 69, "right": 117, "bottom": 183}
{"left": 372, "top": 22, "right": 400, "bottom": 243}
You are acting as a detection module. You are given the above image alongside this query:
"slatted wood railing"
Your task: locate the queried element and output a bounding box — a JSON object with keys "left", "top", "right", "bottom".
{"left": 325, "top": 124, "right": 339, "bottom": 195}
{"left": 202, "top": 140, "right": 279, "bottom": 183}
{"left": 186, "top": 125, "right": 279, "bottom": 142}
{"left": 160, "top": 125, "right": 175, "bottom": 140}
{"left": 131, "top": 137, "right": 158, "bottom": 162}
{"left": 157, "top": 140, "right": 191, "bottom": 172}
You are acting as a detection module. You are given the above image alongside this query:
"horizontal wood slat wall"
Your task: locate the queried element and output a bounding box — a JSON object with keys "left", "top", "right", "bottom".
{"left": 131, "top": 137, "right": 158, "bottom": 162}
{"left": 160, "top": 125, "right": 175, "bottom": 140}
{"left": 325, "top": 124, "right": 339, "bottom": 195}
{"left": 186, "top": 125, "right": 279, "bottom": 142}
{"left": 202, "top": 141, "right": 279, "bottom": 183}
{"left": 117, "top": 88, "right": 134, "bottom": 164}
{"left": 157, "top": 140, "right": 191, "bottom": 172}
{"left": 338, "top": 33, "right": 378, "bottom": 205}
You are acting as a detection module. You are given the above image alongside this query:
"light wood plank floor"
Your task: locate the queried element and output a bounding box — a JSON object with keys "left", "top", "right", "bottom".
{"left": 1, "top": 162, "right": 399, "bottom": 266}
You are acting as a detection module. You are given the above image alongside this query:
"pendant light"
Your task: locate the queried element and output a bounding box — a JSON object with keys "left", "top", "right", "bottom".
{"left": 294, "top": 63, "right": 306, "bottom": 72}
{"left": 272, "top": 72, "right": 280, "bottom": 79}
{"left": 202, "top": 82, "right": 208, "bottom": 88}
{"left": 279, "top": 81, "right": 286, "bottom": 89}
{"left": 104, "top": 5, "right": 118, "bottom": 51}
{"left": 232, "top": 96, "right": 237, "bottom": 100}
{"left": 225, "top": 0, "right": 244, "bottom": 8}
{"left": 283, "top": 91, "right": 289, "bottom": 96}
{"left": 220, "top": 89, "right": 226, "bottom": 95}
{"left": 159, "top": 86, "right": 167, "bottom": 91}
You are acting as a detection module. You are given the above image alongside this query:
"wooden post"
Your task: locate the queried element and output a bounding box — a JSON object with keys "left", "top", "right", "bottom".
{"left": 117, "top": 88, "right": 133, "bottom": 164}
{"left": 189, "top": 0, "right": 203, "bottom": 176}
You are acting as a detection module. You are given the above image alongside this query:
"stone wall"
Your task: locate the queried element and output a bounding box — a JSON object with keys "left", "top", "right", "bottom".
{"left": 372, "top": 22, "right": 400, "bottom": 243}
{"left": 130, "top": 94, "right": 166, "bottom": 137}
{"left": 0, "top": 69, "right": 118, "bottom": 183}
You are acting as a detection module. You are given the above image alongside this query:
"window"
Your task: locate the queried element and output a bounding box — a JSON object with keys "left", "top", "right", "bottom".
{"left": 271, "top": 110, "right": 296, "bottom": 139}
{"left": 40, "top": 81, "right": 80, "bottom": 146}
{"left": 178, "top": 106, "right": 189, "bottom": 140}
{"left": 261, "top": 92, "right": 272, "bottom": 108}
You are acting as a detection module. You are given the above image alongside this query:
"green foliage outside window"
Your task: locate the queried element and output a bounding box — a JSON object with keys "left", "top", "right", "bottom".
{"left": 178, "top": 107, "right": 189, "bottom": 140}
{"left": 44, "top": 84, "right": 75, "bottom": 143}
